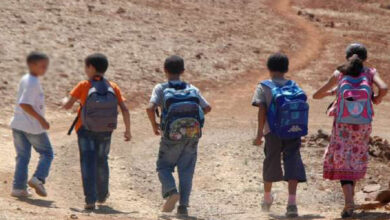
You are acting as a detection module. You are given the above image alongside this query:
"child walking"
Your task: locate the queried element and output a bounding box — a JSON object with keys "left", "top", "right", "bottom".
{"left": 146, "top": 55, "right": 211, "bottom": 217}
{"left": 63, "top": 53, "right": 131, "bottom": 210}
{"left": 10, "top": 52, "right": 54, "bottom": 198}
{"left": 252, "top": 53, "right": 309, "bottom": 218}
{"left": 313, "top": 43, "right": 388, "bottom": 218}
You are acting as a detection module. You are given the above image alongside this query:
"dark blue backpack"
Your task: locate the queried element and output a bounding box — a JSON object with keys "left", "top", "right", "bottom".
{"left": 161, "top": 81, "right": 205, "bottom": 141}
{"left": 261, "top": 80, "right": 309, "bottom": 139}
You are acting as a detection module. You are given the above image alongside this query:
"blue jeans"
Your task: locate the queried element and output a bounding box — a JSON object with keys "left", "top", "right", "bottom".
{"left": 12, "top": 129, "right": 54, "bottom": 190}
{"left": 77, "top": 127, "right": 112, "bottom": 204}
{"left": 157, "top": 138, "right": 198, "bottom": 207}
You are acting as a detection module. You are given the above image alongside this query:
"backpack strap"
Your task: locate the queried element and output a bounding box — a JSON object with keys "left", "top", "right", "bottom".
{"left": 168, "top": 81, "right": 188, "bottom": 90}
{"left": 260, "top": 80, "right": 276, "bottom": 89}
{"left": 260, "top": 79, "right": 293, "bottom": 88}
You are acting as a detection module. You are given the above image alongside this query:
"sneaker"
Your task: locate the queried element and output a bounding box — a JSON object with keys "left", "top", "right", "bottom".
{"left": 98, "top": 192, "right": 110, "bottom": 204}
{"left": 28, "top": 177, "right": 47, "bottom": 197}
{"left": 177, "top": 205, "right": 188, "bottom": 217}
{"left": 286, "top": 205, "right": 299, "bottom": 218}
{"left": 261, "top": 195, "right": 274, "bottom": 212}
{"left": 11, "top": 189, "right": 32, "bottom": 198}
{"left": 162, "top": 193, "right": 180, "bottom": 212}
{"left": 84, "top": 203, "right": 96, "bottom": 211}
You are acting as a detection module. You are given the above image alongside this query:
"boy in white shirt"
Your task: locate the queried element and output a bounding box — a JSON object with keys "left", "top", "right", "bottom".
{"left": 10, "top": 52, "right": 53, "bottom": 198}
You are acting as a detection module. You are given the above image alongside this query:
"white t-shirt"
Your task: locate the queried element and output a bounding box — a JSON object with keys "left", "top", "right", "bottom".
{"left": 10, "top": 74, "right": 46, "bottom": 134}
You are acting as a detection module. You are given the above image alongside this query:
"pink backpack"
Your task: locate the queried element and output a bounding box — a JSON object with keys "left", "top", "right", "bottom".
{"left": 333, "top": 68, "right": 375, "bottom": 124}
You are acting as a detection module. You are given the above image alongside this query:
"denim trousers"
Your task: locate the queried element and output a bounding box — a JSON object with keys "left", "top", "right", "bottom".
{"left": 157, "top": 138, "right": 199, "bottom": 207}
{"left": 77, "top": 127, "right": 112, "bottom": 204}
{"left": 12, "top": 129, "right": 54, "bottom": 190}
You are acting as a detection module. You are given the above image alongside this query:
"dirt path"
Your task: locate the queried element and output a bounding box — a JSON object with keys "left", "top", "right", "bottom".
{"left": 1, "top": 0, "right": 384, "bottom": 220}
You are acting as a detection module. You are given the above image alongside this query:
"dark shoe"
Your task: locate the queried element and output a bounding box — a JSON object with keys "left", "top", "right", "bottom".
{"left": 162, "top": 193, "right": 180, "bottom": 212}
{"left": 84, "top": 203, "right": 96, "bottom": 211}
{"left": 177, "top": 205, "right": 188, "bottom": 217}
{"left": 98, "top": 192, "right": 110, "bottom": 204}
{"left": 286, "top": 205, "right": 299, "bottom": 218}
{"left": 341, "top": 205, "right": 354, "bottom": 219}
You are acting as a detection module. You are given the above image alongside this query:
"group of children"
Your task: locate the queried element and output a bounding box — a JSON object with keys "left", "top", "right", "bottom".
{"left": 8, "top": 43, "right": 388, "bottom": 219}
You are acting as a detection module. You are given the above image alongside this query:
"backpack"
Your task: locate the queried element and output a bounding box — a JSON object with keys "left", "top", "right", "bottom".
{"left": 161, "top": 81, "right": 205, "bottom": 141}
{"left": 335, "top": 68, "right": 374, "bottom": 124}
{"left": 261, "top": 80, "right": 309, "bottom": 139}
{"left": 81, "top": 78, "right": 119, "bottom": 132}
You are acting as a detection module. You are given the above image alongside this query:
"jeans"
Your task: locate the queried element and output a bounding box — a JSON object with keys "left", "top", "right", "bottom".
{"left": 12, "top": 129, "right": 54, "bottom": 190}
{"left": 77, "top": 127, "right": 112, "bottom": 204}
{"left": 157, "top": 138, "right": 198, "bottom": 207}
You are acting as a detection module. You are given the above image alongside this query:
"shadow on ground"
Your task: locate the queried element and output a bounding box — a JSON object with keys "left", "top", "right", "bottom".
{"left": 269, "top": 213, "right": 325, "bottom": 220}
{"left": 159, "top": 214, "right": 205, "bottom": 220}
{"left": 70, "top": 205, "right": 137, "bottom": 215}
{"left": 17, "top": 197, "right": 56, "bottom": 208}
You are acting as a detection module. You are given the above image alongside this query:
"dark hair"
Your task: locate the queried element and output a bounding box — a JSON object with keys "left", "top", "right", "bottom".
{"left": 85, "top": 53, "right": 109, "bottom": 74}
{"left": 26, "top": 51, "right": 49, "bottom": 64}
{"left": 267, "top": 53, "right": 289, "bottom": 73}
{"left": 346, "top": 43, "right": 367, "bottom": 61}
{"left": 337, "top": 54, "right": 364, "bottom": 77}
{"left": 164, "top": 55, "right": 185, "bottom": 75}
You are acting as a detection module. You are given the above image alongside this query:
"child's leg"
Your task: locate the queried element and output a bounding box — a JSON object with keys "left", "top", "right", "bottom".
{"left": 12, "top": 129, "right": 32, "bottom": 190}
{"left": 157, "top": 138, "right": 182, "bottom": 199}
{"left": 287, "top": 180, "right": 298, "bottom": 205}
{"left": 77, "top": 129, "right": 98, "bottom": 205}
{"left": 29, "top": 132, "right": 54, "bottom": 183}
{"left": 341, "top": 180, "right": 354, "bottom": 205}
{"left": 264, "top": 182, "right": 273, "bottom": 203}
{"left": 176, "top": 139, "right": 198, "bottom": 207}
{"left": 263, "top": 134, "right": 284, "bottom": 201}
{"left": 95, "top": 132, "right": 112, "bottom": 202}
{"left": 282, "top": 138, "right": 306, "bottom": 205}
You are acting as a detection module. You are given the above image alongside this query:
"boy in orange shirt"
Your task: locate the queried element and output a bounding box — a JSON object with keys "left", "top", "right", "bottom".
{"left": 63, "top": 53, "right": 131, "bottom": 210}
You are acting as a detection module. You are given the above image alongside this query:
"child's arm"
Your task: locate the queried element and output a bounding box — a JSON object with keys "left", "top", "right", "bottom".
{"left": 146, "top": 103, "right": 160, "bottom": 135}
{"left": 372, "top": 72, "right": 388, "bottom": 105}
{"left": 119, "top": 102, "right": 132, "bottom": 141}
{"left": 253, "top": 105, "right": 266, "bottom": 146}
{"left": 20, "top": 104, "right": 50, "bottom": 130}
{"left": 313, "top": 75, "right": 338, "bottom": 99}
{"left": 63, "top": 97, "right": 78, "bottom": 110}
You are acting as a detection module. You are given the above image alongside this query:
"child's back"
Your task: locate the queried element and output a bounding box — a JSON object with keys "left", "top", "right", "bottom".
{"left": 146, "top": 55, "right": 211, "bottom": 217}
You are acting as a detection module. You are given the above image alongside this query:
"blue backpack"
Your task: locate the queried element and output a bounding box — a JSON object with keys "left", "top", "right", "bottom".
{"left": 261, "top": 80, "right": 309, "bottom": 139}
{"left": 161, "top": 81, "right": 205, "bottom": 141}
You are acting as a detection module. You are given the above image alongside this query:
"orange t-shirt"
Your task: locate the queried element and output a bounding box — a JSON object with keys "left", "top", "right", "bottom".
{"left": 70, "top": 79, "right": 126, "bottom": 132}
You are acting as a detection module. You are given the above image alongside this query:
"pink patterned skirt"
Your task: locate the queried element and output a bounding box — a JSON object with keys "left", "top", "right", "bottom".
{"left": 323, "top": 122, "right": 372, "bottom": 180}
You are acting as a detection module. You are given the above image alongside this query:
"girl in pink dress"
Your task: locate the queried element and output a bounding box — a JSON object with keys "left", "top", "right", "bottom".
{"left": 313, "top": 43, "right": 388, "bottom": 218}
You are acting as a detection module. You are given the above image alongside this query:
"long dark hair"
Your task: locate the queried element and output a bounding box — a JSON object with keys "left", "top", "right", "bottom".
{"left": 337, "top": 54, "right": 364, "bottom": 77}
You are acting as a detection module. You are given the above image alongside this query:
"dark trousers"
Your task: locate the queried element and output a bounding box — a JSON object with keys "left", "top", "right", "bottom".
{"left": 77, "top": 127, "right": 112, "bottom": 204}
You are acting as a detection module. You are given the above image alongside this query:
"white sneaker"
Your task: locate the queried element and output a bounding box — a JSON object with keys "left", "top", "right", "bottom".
{"left": 11, "top": 189, "right": 32, "bottom": 198}
{"left": 28, "top": 177, "right": 47, "bottom": 197}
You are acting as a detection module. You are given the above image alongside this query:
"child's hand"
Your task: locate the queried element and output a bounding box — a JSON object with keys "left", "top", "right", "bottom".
{"left": 39, "top": 118, "right": 50, "bottom": 130}
{"left": 373, "top": 95, "right": 383, "bottom": 105}
{"left": 124, "top": 130, "right": 132, "bottom": 142}
{"left": 253, "top": 134, "right": 264, "bottom": 146}
{"left": 152, "top": 124, "right": 161, "bottom": 136}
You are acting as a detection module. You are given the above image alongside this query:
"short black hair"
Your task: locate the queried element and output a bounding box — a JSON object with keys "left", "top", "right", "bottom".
{"left": 164, "top": 55, "right": 185, "bottom": 75}
{"left": 267, "top": 53, "right": 289, "bottom": 73}
{"left": 85, "top": 53, "right": 109, "bottom": 74}
{"left": 346, "top": 43, "right": 367, "bottom": 61}
{"left": 26, "top": 51, "right": 49, "bottom": 64}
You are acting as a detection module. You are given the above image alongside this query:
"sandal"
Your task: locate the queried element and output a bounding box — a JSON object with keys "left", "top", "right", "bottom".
{"left": 341, "top": 204, "right": 355, "bottom": 219}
